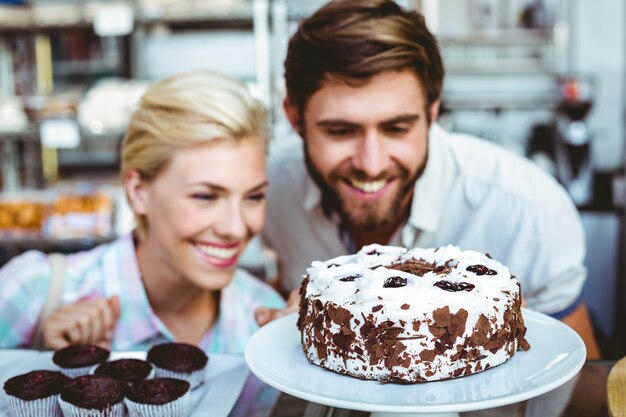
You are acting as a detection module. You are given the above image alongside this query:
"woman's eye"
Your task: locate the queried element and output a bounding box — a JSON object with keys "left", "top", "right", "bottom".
{"left": 247, "top": 193, "right": 266, "bottom": 202}
{"left": 192, "top": 193, "right": 217, "bottom": 201}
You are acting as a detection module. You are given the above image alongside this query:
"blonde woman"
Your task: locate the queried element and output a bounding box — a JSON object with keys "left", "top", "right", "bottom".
{"left": 0, "top": 70, "right": 285, "bottom": 353}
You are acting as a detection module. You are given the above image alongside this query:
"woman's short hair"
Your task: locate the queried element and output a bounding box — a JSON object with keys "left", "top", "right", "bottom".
{"left": 121, "top": 70, "right": 267, "bottom": 236}
{"left": 284, "top": 0, "right": 444, "bottom": 116}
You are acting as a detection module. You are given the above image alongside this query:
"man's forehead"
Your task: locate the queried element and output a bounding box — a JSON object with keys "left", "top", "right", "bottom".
{"left": 305, "top": 69, "right": 427, "bottom": 122}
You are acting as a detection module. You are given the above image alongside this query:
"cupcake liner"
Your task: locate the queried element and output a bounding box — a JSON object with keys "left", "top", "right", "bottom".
{"left": 124, "top": 389, "right": 190, "bottom": 417}
{"left": 56, "top": 365, "right": 94, "bottom": 379}
{"left": 5, "top": 393, "right": 63, "bottom": 417}
{"left": 152, "top": 367, "right": 205, "bottom": 390}
{"left": 58, "top": 396, "right": 125, "bottom": 417}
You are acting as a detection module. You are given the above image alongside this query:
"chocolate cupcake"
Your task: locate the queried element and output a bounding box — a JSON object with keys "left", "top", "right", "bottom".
{"left": 94, "top": 359, "right": 154, "bottom": 384}
{"left": 58, "top": 375, "right": 126, "bottom": 417}
{"left": 147, "top": 343, "right": 208, "bottom": 389}
{"left": 53, "top": 344, "right": 110, "bottom": 378}
{"left": 3, "top": 370, "right": 69, "bottom": 417}
{"left": 125, "top": 378, "right": 190, "bottom": 417}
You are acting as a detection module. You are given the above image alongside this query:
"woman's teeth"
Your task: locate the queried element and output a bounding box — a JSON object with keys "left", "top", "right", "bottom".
{"left": 195, "top": 244, "right": 239, "bottom": 259}
{"left": 350, "top": 179, "right": 386, "bottom": 193}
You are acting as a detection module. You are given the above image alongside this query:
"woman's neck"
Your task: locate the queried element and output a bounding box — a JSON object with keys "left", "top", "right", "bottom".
{"left": 135, "top": 237, "right": 218, "bottom": 345}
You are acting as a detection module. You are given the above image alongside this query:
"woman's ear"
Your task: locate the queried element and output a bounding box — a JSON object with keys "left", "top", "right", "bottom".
{"left": 124, "top": 170, "right": 148, "bottom": 215}
{"left": 283, "top": 97, "right": 303, "bottom": 136}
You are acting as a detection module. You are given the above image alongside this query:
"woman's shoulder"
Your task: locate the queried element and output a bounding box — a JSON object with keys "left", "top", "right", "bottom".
{"left": 0, "top": 250, "right": 51, "bottom": 285}
{"left": 0, "top": 235, "right": 132, "bottom": 295}
{"left": 229, "top": 268, "right": 285, "bottom": 308}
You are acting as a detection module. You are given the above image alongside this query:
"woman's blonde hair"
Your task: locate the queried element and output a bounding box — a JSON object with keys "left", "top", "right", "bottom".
{"left": 121, "top": 70, "right": 268, "bottom": 236}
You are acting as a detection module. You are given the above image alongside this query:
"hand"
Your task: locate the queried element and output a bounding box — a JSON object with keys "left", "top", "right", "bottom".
{"left": 255, "top": 288, "right": 300, "bottom": 326}
{"left": 42, "top": 295, "right": 121, "bottom": 350}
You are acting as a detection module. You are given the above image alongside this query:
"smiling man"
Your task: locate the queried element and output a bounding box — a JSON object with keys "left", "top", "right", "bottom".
{"left": 257, "top": 0, "right": 600, "bottom": 359}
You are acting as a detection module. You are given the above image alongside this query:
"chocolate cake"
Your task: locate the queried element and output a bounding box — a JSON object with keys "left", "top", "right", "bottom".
{"left": 94, "top": 359, "right": 153, "bottom": 384}
{"left": 297, "top": 244, "right": 530, "bottom": 383}
{"left": 3, "top": 370, "right": 69, "bottom": 417}
{"left": 147, "top": 343, "right": 208, "bottom": 389}
{"left": 53, "top": 344, "right": 110, "bottom": 378}
{"left": 58, "top": 375, "right": 126, "bottom": 417}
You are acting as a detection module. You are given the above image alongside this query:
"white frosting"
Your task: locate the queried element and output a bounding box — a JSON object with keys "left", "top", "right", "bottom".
{"left": 306, "top": 244, "right": 516, "bottom": 312}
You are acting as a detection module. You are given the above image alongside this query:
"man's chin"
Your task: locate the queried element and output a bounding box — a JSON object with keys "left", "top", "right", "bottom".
{"left": 340, "top": 209, "right": 394, "bottom": 232}
{"left": 338, "top": 194, "right": 408, "bottom": 232}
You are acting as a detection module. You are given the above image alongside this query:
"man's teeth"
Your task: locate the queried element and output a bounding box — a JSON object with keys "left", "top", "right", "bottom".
{"left": 350, "top": 179, "right": 386, "bottom": 193}
{"left": 195, "top": 244, "right": 239, "bottom": 259}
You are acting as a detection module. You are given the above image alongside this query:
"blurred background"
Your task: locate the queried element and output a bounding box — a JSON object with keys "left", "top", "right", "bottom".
{"left": 0, "top": 0, "right": 624, "bottom": 358}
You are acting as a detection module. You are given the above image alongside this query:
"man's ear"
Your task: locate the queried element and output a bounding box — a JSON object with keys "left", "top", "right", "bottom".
{"left": 283, "top": 97, "right": 303, "bottom": 136}
{"left": 428, "top": 99, "right": 441, "bottom": 123}
{"left": 429, "top": 99, "right": 441, "bottom": 123}
{"left": 124, "top": 170, "right": 148, "bottom": 216}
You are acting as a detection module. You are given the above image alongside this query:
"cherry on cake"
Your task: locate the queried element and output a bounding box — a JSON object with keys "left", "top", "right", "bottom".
{"left": 297, "top": 244, "right": 530, "bottom": 383}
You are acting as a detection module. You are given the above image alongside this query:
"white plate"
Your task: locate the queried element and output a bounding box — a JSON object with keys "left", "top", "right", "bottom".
{"left": 245, "top": 309, "right": 586, "bottom": 414}
{"left": 0, "top": 350, "right": 249, "bottom": 417}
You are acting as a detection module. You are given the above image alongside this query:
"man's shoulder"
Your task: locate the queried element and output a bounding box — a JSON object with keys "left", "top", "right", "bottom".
{"left": 435, "top": 127, "right": 569, "bottom": 208}
{"left": 267, "top": 138, "right": 305, "bottom": 179}
{"left": 266, "top": 138, "right": 311, "bottom": 201}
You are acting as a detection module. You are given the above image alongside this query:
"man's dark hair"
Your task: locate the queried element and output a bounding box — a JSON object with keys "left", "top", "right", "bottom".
{"left": 284, "top": 0, "right": 445, "bottom": 116}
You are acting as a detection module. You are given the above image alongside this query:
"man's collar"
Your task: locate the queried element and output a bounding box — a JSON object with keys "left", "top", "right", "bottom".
{"left": 406, "top": 123, "right": 447, "bottom": 233}
{"left": 303, "top": 169, "right": 323, "bottom": 211}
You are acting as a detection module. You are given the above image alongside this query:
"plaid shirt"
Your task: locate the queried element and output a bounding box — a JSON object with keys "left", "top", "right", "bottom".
{"left": 0, "top": 233, "right": 285, "bottom": 354}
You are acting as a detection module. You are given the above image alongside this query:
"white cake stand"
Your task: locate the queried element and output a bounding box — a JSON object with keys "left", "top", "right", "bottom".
{"left": 245, "top": 311, "right": 585, "bottom": 417}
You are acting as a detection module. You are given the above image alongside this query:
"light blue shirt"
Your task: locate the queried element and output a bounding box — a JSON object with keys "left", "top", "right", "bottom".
{"left": 0, "top": 233, "right": 285, "bottom": 353}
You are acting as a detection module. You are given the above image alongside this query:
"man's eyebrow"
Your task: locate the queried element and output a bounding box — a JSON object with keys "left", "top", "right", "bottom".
{"left": 316, "top": 119, "right": 360, "bottom": 127}
{"left": 316, "top": 114, "right": 421, "bottom": 128}
{"left": 380, "top": 114, "right": 421, "bottom": 125}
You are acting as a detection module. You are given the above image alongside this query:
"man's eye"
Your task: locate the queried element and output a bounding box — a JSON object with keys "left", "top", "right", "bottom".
{"left": 383, "top": 125, "right": 409, "bottom": 135}
{"left": 326, "top": 128, "right": 355, "bottom": 137}
{"left": 192, "top": 193, "right": 217, "bottom": 201}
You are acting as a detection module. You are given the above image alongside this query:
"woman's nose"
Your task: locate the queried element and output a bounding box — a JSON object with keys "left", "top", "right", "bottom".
{"left": 215, "top": 202, "right": 247, "bottom": 239}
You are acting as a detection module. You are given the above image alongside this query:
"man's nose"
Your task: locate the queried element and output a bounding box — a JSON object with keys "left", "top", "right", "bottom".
{"left": 352, "top": 131, "right": 388, "bottom": 178}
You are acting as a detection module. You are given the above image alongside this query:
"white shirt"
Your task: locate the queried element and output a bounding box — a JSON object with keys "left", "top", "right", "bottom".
{"left": 262, "top": 124, "right": 586, "bottom": 316}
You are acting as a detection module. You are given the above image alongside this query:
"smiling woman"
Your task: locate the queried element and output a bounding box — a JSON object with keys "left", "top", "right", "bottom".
{"left": 0, "top": 71, "right": 285, "bottom": 353}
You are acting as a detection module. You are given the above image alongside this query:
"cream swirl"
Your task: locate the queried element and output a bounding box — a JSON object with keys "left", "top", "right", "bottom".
{"left": 305, "top": 244, "right": 519, "bottom": 314}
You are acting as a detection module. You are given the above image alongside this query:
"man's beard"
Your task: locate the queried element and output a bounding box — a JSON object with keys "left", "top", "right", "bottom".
{"left": 304, "top": 146, "right": 425, "bottom": 234}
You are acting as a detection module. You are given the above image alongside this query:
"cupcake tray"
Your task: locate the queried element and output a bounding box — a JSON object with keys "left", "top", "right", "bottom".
{"left": 0, "top": 350, "right": 249, "bottom": 417}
